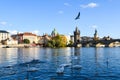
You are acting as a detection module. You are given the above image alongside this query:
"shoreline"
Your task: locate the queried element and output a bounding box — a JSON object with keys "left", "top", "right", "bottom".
{"left": 0, "top": 44, "right": 35, "bottom": 48}
{"left": 0, "top": 43, "right": 120, "bottom": 48}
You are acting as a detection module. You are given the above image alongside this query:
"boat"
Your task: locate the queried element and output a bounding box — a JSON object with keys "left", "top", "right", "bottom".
{"left": 24, "top": 45, "right": 30, "bottom": 48}
{"left": 3, "top": 46, "right": 10, "bottom": 48}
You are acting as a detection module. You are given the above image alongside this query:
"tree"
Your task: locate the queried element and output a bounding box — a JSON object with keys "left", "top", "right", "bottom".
{"left": 46, "top": 40, "right": 56, "bottom": 48}
{"left": 1, "top": 40, "right": 7, "bottom": 45}
{"left": 23, "top": 39, "right": 30, "bottom": 44}
{"left": 67, "top": 40, "right": 74, "bottom": 47}
{"left": 46, "top": 35, "right": 67, "bottom": 48}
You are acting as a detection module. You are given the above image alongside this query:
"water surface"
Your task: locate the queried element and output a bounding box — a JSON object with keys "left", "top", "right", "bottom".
{"left": 0, "top": 47, "right": 120, "bottom": 80}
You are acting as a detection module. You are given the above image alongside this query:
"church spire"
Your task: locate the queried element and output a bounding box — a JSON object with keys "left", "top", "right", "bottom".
{"left": 75, "top": 26, "right": 80, "bottom": 33}
{"left": 94, "top": 29, "right": 99, "bottom": 40}
{"left": 95, "top": 29, "right": 97, "bottom": 35}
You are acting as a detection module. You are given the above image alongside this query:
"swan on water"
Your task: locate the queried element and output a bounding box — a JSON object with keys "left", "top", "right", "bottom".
{"left": 71, "top": 56, "right": 78, "bottom": 60}
{"left": 72, "top": 65, "right": 82, "bottom": 69}
{"left": 27, "top": 64, "right": 38, "bottom": 72}
{"left": 59, "top": 63, "right": 71, "bottom": 67}
{"left": 56, "top": 65, "right": 64, "bottom": 74}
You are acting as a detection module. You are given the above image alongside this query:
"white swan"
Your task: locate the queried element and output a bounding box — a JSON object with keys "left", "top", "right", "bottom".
{"left": 72, "top": 65, "right": 82, "bottom": 69}
{"left": 59, "top": 63, "right": 71, "bottom": 67}
{"left": 27, "top": 64, "right": 38, "bottom": 72}
{"left": 71, "top": 56, "right": 78, "bottom": 60}
{"left": 56, "top": 66, "right": 64, "bottom": 74}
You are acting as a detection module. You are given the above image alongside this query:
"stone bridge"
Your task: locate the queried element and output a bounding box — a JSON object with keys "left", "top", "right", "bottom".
{"left": 79, "top": 39, "right": 120, "bottom": 47}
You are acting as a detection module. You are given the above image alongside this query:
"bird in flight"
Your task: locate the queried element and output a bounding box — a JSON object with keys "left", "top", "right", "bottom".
{"left": 75, "top": 12, "right": 80, "bottom": 20}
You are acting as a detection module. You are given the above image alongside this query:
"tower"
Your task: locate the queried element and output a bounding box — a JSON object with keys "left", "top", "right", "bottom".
{"left": 94, "top": 29, "right": 99, "bottom": 40}
{"left": 74, "top": 27, "right": 80, "bottom": 44}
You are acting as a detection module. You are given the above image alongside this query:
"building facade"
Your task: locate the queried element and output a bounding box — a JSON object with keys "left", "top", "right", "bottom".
{"left": 5, "top": 38, "right": 18, "bottom": 45}
{"left": 0, "top": 30, "right": 10, "bottom": 41}
{"left": 37, "top": 34, "right": 51, "bottom": 46}
{"left": 0, "top": 30, "right": 10, "bottom": 44}
{"left": 12, "top": 32, "right": 38, "bottom": 44}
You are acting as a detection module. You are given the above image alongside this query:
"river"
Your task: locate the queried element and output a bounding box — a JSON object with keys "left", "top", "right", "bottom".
{"left": 0, "top": 47, "right": 120, "bottom": 80}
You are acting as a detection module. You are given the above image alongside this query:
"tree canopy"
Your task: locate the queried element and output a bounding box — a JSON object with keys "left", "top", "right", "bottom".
{"left": 67, "top": 40, "right": 74, "bottom": 47}
{"left": 23, "top": 39, "right": 30, "bottom": 44}
{"left": 46, "top": 35, "right": 67, "bottom": 48}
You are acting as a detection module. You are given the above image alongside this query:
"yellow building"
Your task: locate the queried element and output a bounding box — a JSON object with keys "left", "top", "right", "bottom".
{"left": 37, "top": 34, "right": 51, "bottom": 45}
{"left": 23, "top": 32, "right": 38, "bottom": 43}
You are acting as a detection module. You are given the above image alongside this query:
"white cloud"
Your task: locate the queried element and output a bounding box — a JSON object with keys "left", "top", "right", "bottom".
{"left": 80, "top": 2, "right": 98, "bottom": 8}
{"left": 0, "top": 21, "right": 7, "bottom": 26}
{"left": 68, "top": 33, "right": 72, "bottom": 35}
{"left": 58, "top": 10, "right": 64, "bottom": 14}
{"left": 8, "top": 30, "right": 18, "bottom": 34}
{"left": 8, "top": 30, "right": 40, "bottom": 35}
{"left": 32, "top": 30, "right": 40, "bottom": 35}
{"left": 64, "top": 3, "right": 71, "bottom": 6}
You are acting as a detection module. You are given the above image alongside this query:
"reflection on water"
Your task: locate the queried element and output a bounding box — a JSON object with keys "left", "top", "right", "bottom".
{"left": 0, "top": 47, "right": 120, "bottom": 80}
{"left": 0, "top": 48, "right": 18, "bottom": 66}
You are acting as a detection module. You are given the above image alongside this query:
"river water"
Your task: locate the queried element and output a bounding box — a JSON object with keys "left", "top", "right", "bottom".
{"left": 0, "top": 47, "right": 120, "bottom": 80}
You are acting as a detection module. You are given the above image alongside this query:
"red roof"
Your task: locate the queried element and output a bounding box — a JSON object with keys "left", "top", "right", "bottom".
{"left": 18, "top": 32, "right": 36, "bottom": 36}
{"left": 23, "top": 32, "right": 36, "bottom": 36}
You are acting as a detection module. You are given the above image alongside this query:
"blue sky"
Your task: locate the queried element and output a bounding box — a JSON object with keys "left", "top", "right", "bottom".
{"left": 0, "top": 0, "right": 120, "bottom": 38}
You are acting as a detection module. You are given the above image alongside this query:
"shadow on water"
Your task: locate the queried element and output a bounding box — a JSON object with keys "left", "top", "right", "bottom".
{"left": 17, "top": 59, "right": 46, "bottom": 66}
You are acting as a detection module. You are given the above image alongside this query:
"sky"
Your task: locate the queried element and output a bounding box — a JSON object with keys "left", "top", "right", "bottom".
{"left": 0, "top": 0, "right": 120, "bottom": 38}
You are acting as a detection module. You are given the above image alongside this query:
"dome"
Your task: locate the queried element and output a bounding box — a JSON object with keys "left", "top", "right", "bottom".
{"left": 51, "top": 28, "right": 58, "bottom": 37}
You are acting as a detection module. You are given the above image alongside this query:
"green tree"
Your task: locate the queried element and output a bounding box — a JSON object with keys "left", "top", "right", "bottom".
{"left": 46, "top": 35, "right": 67, "bottom": 48}
{"left": 67, "top": 40, "right": 74, "bottom": 47}
{"left": 23, "top": 39, "right": 30, "bottom": 44}
{"left": 47, "top": 40, "right": 56, "bottom": 48}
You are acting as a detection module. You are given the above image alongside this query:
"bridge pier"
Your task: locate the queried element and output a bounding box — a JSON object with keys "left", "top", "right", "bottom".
{"left": 74, "top": 43, "right": 82, "bottom": 47}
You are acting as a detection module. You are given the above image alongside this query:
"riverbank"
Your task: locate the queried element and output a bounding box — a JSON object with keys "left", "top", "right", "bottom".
{"left": 0, "top": 44, "right": 35, "bottom": 48}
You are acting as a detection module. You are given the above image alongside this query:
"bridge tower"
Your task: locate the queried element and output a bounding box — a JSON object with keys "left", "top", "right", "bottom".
{"left": 74, "top": 27, "right": 80, "bottom": 45}
{"left": 94, "top": 29, "right": 99, "bottom": 40}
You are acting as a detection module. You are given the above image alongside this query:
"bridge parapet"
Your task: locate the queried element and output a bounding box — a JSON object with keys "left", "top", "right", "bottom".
{"left": 77, "top": 39, "right": 120, "bottom": 47}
